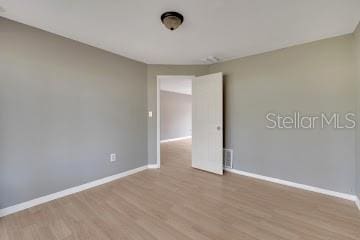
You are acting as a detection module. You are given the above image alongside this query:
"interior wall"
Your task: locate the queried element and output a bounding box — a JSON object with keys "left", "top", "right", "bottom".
{"left": 160, "top": 91, "right": 192, "bottom": 141}
{"left": 2, "top": 15, "right": 359, "bottom": 210}
{"left": 209, "top": 35, "right": 357, "bottom": 194}
{"left": 355, "top": 22, "right": 360, "bottom": 199}
{"left": 147, "top": 65, "right": 209, "bottom": 165}
{"left": 0, "top": 17, "right": 148, "bottom": 209}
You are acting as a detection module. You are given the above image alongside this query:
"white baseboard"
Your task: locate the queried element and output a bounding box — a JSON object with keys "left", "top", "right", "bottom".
{"left": 148, "top": 164, "right": 160, "bottom": 169}
{"left": 356, "top": 197, "right": 360, "bottom": 211}
{"left": 2, "top": 166, "right": 357, "bottom": 218}
{"left": 0, "top": 165, "right": 149, "bottom": 218}
{"left": 160, "top": 136, "right": 192, "bottom": 143}
{"left": 225, "top": 168, "right": 357, "bottom": 202}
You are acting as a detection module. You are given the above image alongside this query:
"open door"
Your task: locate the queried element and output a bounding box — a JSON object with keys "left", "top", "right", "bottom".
{"left": 192, "top": 72, "right": 223, "bottom": 175}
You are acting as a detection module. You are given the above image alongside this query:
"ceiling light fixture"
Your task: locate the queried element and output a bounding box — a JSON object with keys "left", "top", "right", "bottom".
{"left": 161, "top": 11, "right": 184, "bottom": 31}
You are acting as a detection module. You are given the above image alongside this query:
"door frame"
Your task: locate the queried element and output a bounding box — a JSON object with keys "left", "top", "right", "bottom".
{"left": 156, "top": 75, "right": 195, "bottom": 167}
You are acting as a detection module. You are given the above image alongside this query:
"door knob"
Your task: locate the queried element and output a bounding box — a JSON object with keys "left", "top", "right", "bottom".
{"left": 217, "top": 126, "right": 221, "bottom": 130}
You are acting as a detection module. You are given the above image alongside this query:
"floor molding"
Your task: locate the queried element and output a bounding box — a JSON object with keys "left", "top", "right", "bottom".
{"left": 160, "top": 136, "right": 192, "bottom": 143}
{"left": 2, "top": 165, "right": 357, "bottom": 218}
{"left": 356, "top": 197, "right": 360, "bottom": 211}
{"left": 225, "top": 168, "right": 357, "bottom": 202}
{"left": 148, "top": 164, "right": 160, "bottom": 169}
{"left": 0, "top": 165, "right": 149, "bottom": 218}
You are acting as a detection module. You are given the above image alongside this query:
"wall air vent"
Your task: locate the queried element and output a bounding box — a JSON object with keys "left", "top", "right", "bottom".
{"left": 202, "top": 56, "right": 220, "bottom": 64}
{"left": 223, "top": 149, "right": 233, "bottom": 169}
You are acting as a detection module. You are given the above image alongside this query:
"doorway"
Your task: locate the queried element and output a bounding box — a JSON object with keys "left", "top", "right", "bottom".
{"left": 157, "top": 75, "right": 194, "bottom": 168}
{"left": 156, "top": 73, "right": 223, "bottom": 174}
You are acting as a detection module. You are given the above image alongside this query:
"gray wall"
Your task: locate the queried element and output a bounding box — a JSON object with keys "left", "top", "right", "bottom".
{"left": 355, "top": 23, "right": 360, "bottom": 198}
{"left": 160, "top": 91, "right": 192, "bottom": 140}
{"left": 209, "top": 35, "right": 357, "bottom": 194}
{"left": 1, "top": 16, "right": 359, "bottom": 210}
{"left": 147, "top": 37, "right": 358, "bottom": 194}
{"left": 147, "top": 65, "right": 209, "bottom": 165}
{"left": 0, "top": 17, "right": 148, "bottom": 208}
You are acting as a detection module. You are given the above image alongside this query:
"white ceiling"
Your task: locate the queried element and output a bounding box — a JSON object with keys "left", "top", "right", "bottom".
{"left": 0, "top": 0, "right": 360, "bottom": 64}
{"left": 160, "top": 76, "right": 192, "bottom": 95}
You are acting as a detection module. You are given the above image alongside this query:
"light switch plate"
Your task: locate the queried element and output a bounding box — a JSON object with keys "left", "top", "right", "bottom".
{"left": 110, "top": 153, "right": 116, "bottom": 162}
{"left": 148, "top": 111, "right": 153, "bottom": 117}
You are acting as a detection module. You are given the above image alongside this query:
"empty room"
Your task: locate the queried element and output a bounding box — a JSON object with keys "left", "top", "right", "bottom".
{"left": 1, "top": 1, "right": 360, "bottom": 239}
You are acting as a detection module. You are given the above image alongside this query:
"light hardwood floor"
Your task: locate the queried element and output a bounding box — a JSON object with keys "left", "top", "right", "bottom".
{"left": 1, "top": 139, "right": 360, "bottom": 239}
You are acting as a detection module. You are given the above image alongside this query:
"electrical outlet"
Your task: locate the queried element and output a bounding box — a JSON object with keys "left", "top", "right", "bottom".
{"left": 110, "top": 153, "right": 116, "bottom": 162}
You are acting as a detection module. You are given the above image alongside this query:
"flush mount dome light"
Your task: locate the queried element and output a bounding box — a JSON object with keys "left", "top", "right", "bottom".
{"left": 161, "top": 11, "right": 184, "bottom": 31}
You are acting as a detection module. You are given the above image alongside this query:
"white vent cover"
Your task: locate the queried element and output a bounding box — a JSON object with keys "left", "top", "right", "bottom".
{"left": 202, "top": 56, "right": 220, "bottom": 64}
{"left": 223, "top": 149, "right": 233, "bottom": 169}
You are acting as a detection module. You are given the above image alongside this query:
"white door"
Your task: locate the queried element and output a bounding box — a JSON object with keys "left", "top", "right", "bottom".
{"left": 192, "top": 72, "right": 223, "bottom": 175}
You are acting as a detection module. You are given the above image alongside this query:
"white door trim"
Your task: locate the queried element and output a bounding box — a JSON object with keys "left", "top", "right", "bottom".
{"left": 156, "top": 75, "right": 194, "bottom": 168}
